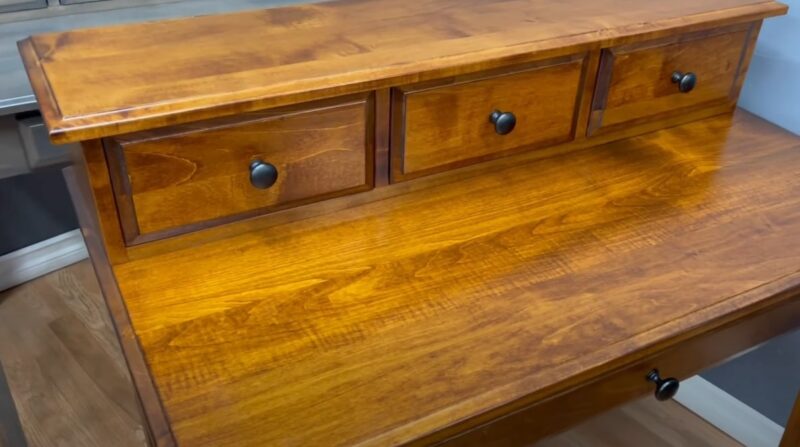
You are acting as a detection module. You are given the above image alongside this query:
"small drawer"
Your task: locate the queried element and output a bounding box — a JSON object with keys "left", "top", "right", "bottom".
{"left": 588, "top": 24, "right": 755, "bottom": 136}
{"left": 105, "top": 94, "right": 374, "bottom": 244}
{"left": 391, "top": 55, "right": 586, "bottom": 181}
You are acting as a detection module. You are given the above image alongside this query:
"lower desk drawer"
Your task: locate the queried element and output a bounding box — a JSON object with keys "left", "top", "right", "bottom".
{"left": 588, "top": 23, "right": 756, "bottom": 136}
{"left": 104, "top": 94, "right": 374, "bottom": 244}
{"left": 435, "top": 294, "right": 800, "bottom": 446}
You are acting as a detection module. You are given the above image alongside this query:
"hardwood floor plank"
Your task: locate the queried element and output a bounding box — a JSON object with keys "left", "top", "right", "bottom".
{"left": 48, "top": 314, "right": 140, "bottom": 421}
{"left": 0, "top": 264, "right": 144, "bottom": 447}
{"left": 537, "top": 400, "right": 743, "bottom": 447}
{"left": 0, "top": 358, "right": 26, "bottom": 447}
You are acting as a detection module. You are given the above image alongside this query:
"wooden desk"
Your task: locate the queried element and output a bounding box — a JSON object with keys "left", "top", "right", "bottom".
{"left": 18, "top": 0, "right": 800, "bottom": 445}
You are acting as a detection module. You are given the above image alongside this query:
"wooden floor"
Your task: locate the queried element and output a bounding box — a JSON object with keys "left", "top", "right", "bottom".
{"left": 0, "top": 261, "right": 741, "bottom": 447}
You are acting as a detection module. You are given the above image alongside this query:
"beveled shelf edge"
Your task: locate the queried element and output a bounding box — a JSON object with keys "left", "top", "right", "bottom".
{"left": 19, "top": 1, "right": 787, "bottom": 145}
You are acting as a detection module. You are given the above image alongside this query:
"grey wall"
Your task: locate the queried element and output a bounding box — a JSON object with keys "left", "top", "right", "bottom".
{"left": 738, "top": 0, "right": 800, "bottom": 134}
{"left": 701, "top": 2, "right": 800, "bottom": 426}
{"left": 703, "top": 330, "right": 800, "bottom": 426}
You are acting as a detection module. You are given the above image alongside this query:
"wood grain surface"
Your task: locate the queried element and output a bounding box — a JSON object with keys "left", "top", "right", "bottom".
{"left": 393, "top": 56, "right": 584, "bottom": 181}
{"left": 101, "top": 111, "right": 800, "bottom": 446}
{"left": 0, "top": 262, "right": 143, "bottom": 447}
{"left": 105, "top": 94, "right": 373, "bottom": 242}
{"left": 0, "top": 261, "right": 744, "bottom": 447}
{"left": 18, "top": 0, "right": 786, "bottom": 143}
{"left": 589, "top": 23, "right": 756, "bottom": 135}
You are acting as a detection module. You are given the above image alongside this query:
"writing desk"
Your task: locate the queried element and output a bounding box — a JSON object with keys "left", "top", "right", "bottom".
{"left": 19, "top": 0, "right": 800, "bottom": 445}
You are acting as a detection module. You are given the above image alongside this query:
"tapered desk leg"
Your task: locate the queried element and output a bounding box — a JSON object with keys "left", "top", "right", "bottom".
{"left": 781, "top": 391, "right": 800, "bottom": 447}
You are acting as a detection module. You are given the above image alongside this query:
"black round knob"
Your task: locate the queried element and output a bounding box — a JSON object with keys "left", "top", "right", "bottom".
{"left": 671, "top": 71, "right": 697, "bottom": 93}
{"left": 489, "top": 110, "right": 517, "bottom": 135}
{"left": 249, "top": 160, "right": 278, "bottom": 189}
{"left": 646, "top": 369, "right": 680, "bottom": 401}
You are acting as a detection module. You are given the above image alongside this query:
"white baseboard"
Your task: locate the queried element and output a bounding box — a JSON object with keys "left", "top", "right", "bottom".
{"left": 676, "top": 376, "right": 785, "bottom": 447}
{"left": 0, "top": 229, "right": 88, "bottom": 292}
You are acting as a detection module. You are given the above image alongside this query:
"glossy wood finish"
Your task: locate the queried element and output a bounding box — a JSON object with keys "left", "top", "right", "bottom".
{"left": 89, "top": 112, "right": 800, "bottom": 446}
{"left": 781, "top": 392, "right": 800, "bottom": 447}
{"left": 18, "top": 0, "right": 786, "bottom": 143}
{"left": 104, "top": 94, "right": 374, "bottom": 243}
{"left": 392, "top": 56, "right": 585, "bottom": 181}
{"left": 444, "top": 282, "right": 800, "bottom": 446}
{"left": 18, "top": 1, "right": 792, "bottom": 445}
{"left": 0, "top": 261, "right": 746, "bottom": 447}
{"left": 589, "top": 23, "right": 757, "bottom": 135}
{"left": 108, "top": 88, "right": 734, "bottom": 265}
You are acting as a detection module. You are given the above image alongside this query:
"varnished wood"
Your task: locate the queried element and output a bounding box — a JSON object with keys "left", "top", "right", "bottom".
{"left": 588, "top": 22, "right": 756, "bottom": 135}
{"left": 731, "top": 21, "right": 763, "bottom": 103}
{"left": 442, "top": 278, "right": 800, "bottom": 446}
{"left": 572, "top": 50, "right": 602, "bottom": 143}
{"left": 68, "top": 141, "right": 129, "bottom": 265}
{"left": 85, "top": 112, "right": 800, "bottom": 446}
{"left": 104, "top": 94, "right": 741, "bottom": 264}
{"left": 782, "top": 392, "right": 800, "bottom": 447}
{"left": 17, "top": 1, "right": 792, "bottom": 444}
{"left": 392, "top": 55, "right": 584, "bottom": 181}
{"left": 18, "top": 0, "right": 786, "bottom": 143}
{"left": 105, "top": 93, "right": 374, "bottom": 243}
{"left": 0, "top": 260, "right": 744, "bottom": 447}
{"left": 374, "top": 88, "right": 391, "bottom": 187}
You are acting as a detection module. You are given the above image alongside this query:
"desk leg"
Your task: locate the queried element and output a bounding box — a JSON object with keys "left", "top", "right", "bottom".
{"left": 781, "top": 391, "right": 800, "bottom": 447}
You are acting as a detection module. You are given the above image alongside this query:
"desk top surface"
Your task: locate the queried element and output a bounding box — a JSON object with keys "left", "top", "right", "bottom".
{"left": 19, "top": 0, "right": 786, "bottom": 143}
{"left": 112, "top": 111, "right": 800, "bottom": 446}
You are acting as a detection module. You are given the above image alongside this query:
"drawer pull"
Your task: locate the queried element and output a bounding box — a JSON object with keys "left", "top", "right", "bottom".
{"left": 249, "top": 160, "right": 278, "bottom": 189}
{"left": 646, "top": 369, "right": 680, "bottom": 401}
{"left": 671, "top": 71, "right": 697, "bottom": 93}
{"left": 489, "top": 110, "right": 517, "bottom": 135}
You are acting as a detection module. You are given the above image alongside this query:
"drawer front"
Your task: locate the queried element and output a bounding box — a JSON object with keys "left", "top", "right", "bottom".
{"left": 588, "top": 24, "right": 755, "bottom": 135}
{"left": 105, "top": 94, "right": 373, "bottom": 244}
{"left": 392, "top": 56, "right": 585, "bottom": 181}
